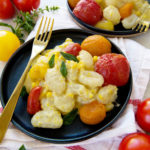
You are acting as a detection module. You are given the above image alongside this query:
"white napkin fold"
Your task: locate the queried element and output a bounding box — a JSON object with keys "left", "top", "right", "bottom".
{"left": 1, "top": 0, "right": 150, "bottom": 149}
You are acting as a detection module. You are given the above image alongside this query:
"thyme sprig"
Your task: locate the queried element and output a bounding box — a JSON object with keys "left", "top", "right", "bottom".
{"left": 0, "top": 6, "right": 59, "bottom": 42}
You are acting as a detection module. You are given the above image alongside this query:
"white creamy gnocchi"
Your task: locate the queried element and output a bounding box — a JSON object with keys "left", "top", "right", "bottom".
{"left": 24, "top": 38, "right": 118, "bottom": 129}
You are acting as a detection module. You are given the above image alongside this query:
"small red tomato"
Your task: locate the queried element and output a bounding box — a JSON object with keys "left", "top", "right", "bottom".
{"left": 95, "top": 53, "right": 130, "bottom": 86}
{"left": 119, "top": 133, "right": 150, "bottom": 150}
{"left": 0, "top": 0, "right": 15, "bottom": 19}
{"left": 63, "top": 43, "right": 81, "bottom": 56}
{"left": 136, "top": 98, "right": 150, "bottom": 132}
{"left": 73, "top": 0, "right": 103, "bottom": 25}
{"left": 27, "top": 86, "right": 42, "bottom": 115}
{"left": 13, "top": 0, "right": 40, "bottom": 12}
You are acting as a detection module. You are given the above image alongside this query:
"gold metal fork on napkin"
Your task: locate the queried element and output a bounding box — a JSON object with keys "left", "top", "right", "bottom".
{"left": 0, "top": 16, "right": 54, "bottom": 142}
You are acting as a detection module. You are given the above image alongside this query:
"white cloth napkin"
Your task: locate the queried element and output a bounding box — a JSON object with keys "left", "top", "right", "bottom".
{"left": 0, "top": 0, "right": 150, "bottom": 149}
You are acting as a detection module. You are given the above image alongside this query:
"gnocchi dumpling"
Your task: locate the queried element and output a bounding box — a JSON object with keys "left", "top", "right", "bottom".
{"left": 54, "top": 93, "right": 75, "bottom": 114}
{"left": 97, "top": 85, "right": 118, "bottom": 104}
{"left": 41, "top": 96, "right": 57, "bottom": 111}
{"left": 78, "top": 69, "right": 104, "bottom": 88}
{"left": 77, "top": 50, "right": 94, "bottom": 70}
{"left": 122, "top": 14, "right": 138, "bottom": 29}
{"left": 31, "top": 110, "right": 63, "bottom": 128}
{"left": 45, "top": 68, "right": 66, "bottom": 95}
{"left": 103, "top": 5, "right": 121, "bottom": 25}
{"left": 68, "top": 82, "right": 95, "bottom": 101}
{"left": 66, "top": 60, "right": 79, "bottom": 81}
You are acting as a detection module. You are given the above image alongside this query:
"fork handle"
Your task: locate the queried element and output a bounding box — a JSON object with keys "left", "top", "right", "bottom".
{"left": 0, "top": 60, "right": 32, "bottom": 142}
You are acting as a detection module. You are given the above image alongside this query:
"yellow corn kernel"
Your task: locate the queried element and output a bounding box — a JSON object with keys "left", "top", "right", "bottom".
{"left": 32, "top": 81, "right": 39, "bottom": 88}
{"left": 67, "top": 93, "right": 74, "bottom": 98}
{"left": 93, "top": 56, "right": 98, "bottom": 63}
{"left": 105, "top": 103, "right": 114, "bottom": 112}
{"left": 47, "top": 92, "right": 52, "bottom": 98}
{"left": 72, "top": 63, "right": 78, "bottom": 69}
{"left": 98, "top": 94, "right": 104, "bottom": 101}
{"left": 78, "top": 62, "right": 84, "bottom": 69}
{"left": 89, "top": 93, "right": 94, "bottom": 99}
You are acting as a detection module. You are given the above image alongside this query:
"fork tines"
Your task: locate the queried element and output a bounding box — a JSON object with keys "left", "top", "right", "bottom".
{"left": 35, "top": 16, "right": 54, "bottom": 42}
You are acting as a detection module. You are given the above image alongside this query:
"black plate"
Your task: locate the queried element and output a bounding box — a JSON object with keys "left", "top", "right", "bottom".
{"left": 67, "top": 0, "right": 150, "bottom": 37}
{"left": 0, "top": 29, "right": 132, "bottom": 143}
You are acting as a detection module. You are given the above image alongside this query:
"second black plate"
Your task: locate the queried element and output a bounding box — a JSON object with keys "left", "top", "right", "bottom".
{"left": 67, "top": 0, "right": 150, "bottom": 37}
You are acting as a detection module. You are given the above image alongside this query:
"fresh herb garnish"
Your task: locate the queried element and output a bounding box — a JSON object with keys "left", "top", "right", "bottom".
{"left": 0, "top": 6, "right": 59, "bottom": 42}
{"left": 20, "top": 86, "right": 28, "bottom": 97}
{"left": 63, "top": 109, "right": 78, "bottom": 125}
{"left": 19, "top": 144, "right": 26, "bottom": 150}
{"left": 60, "top": 52, "right": 79, "bottom": 62}
{"left": 49, "top": 54, "right": 55, "bottom": 68}
{"left": 60, "top": 61, "right": 67, "bottom": 78}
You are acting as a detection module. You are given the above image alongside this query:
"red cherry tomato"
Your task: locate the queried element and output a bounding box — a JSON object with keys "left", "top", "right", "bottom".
{"left": 119, "top": 133, "right": 150, "bottom": 150}
{"left": 13, "top": 0, "right": 40, "bottom": 12}
{"left": 136, "top": 98, "right": 150, "bottom": 132}
{"left": 0, "top": 0, "right": 15, "bottom": 19}
{"left": 73, "top": 0, "right": 103, "bottom": 25}
{"left": 95, "top": 53, "right": 130, "bottom": 86}
{"left": 63, "top": 43, "right": 81, "bottom": 56}
{"left": 27, "top": 86, "right": 42, "bottom": 115}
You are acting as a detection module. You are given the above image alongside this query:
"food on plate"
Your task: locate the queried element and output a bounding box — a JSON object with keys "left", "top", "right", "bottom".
{"left": 81, "top": 35, "right": 111, "bottom": 56}
{"left": 79, "top": 100, "right": 106, "bottom": 125}
{"left": 63, "top": 43, "right": 81, "bottom": 56}
{"left": 95, "top": 19, "right": 114, "bottom": 31}
{"left": 0, "top": 30, "right": 20, "bottom": 61}
{"left": 95, "top": 53, "right": 130, "bottom": 86}
{"left": 68, "top": 0, "right": 80, "bottom": 8}
{"left": 119, "top": 2, "right": 134, "bottom": 19}
{"left": 71, "top": 0, "right": 150, "bottom": 31}
{"left": 73, "top": 0, "right": 103, "bottom": 25}
{"left": 103, "top": 5, "right": 121, "bottom": 25}
{"left": 122, "top": 14, "right": 138, "bottom": 29}
{"left": 136, "top": 98, "right": 150, "bottom": 132}
{"left": 23, "top": 35, "right": 130, "bottom": 129}
{"left": 13, "top": 0, "right": 40, "bottom": 12}
{"left": 0, "top": 0, "right": 15, "bottom": 19}
{"left": 119, "top": 132, "right": 150, "bottom": 150}
{"left": 27, "top": 86, "right": 42, "bottom": 115}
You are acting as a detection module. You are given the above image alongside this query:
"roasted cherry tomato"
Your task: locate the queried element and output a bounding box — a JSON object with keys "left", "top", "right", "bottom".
{"left": 13, "top": 0, "right": 40, "bottom": 12}
{"left": 95, "top": 53, "right": 130, "bottom": 86}
{"left": 63, "top": 43, "right": 81, "bottom": 56}
{"left": 79, "top": 100, "right": 106, "bottom": 125}
{"left": 119, "top": 133, "right": 150, "bottom": 150}
{"left": 136, "top": 98, "right": 150, "bottom": 132}
{"left": 73, "top": 0, "right": 103, "bottom": 25}
{"left": 0, "top": 0, "right": 15, "bottom": 19}
{"left": 27, "top": 86, "right": 42, "bottom": 115}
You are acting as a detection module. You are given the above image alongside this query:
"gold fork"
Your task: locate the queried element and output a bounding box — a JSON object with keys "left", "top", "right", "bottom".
{"left": 0, "top": 16, "right": 54, "bottom": 142}
{"left": 132, "top": 5, "right": 150, "bottom": 32}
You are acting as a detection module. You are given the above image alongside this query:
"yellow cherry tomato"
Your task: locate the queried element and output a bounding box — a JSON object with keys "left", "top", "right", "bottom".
{"left": 0, "top": 30, "right": 20, "bottom": 61}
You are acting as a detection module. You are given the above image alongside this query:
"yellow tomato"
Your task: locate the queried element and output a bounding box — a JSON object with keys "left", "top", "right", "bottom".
{"left": 0, "top": 30, "right": 20, "bottom": 61}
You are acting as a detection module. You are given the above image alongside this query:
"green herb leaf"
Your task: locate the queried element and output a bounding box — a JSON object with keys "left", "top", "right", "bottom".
{"left": 49, "top": 54, "right": 55, "bottom": 68}
{"left": 60, "top": 52, "right": 79, "bottom": 62}
{"left": 19, "top": 144, "right": 26, "bottom": 150}
{"left": 63, "top": 109, "right": 78, "bottom": 125}
{"left": 20, "top": 86, "right": 28, "bottom": 97}
{"left": 60, "top": 61, "right": 67, "bottom": 78}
